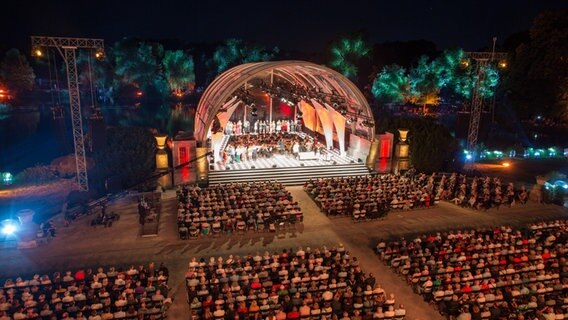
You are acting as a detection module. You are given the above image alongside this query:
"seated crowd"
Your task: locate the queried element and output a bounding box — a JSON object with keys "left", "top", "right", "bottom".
{"left": 185, "top": 244, "right": 406, "bottom": 320}
{"left": 304, "top": 173, "right": 437, "bottom": 221}
{"left": 435, "top": 173, "right": 528, "bottom": 210}
{"left": 223, "top": 132, "right": 324, "bottom": 164}
{"left": 0, "top": 263, "right": 172, "bottom": 320}
{"left": 176, "top": 181, "right": 303, "bottom": 238}
{"left": 376, "top": 220, "right": 568, "bottom": 320}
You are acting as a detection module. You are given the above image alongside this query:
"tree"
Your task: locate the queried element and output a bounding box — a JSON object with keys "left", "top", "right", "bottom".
{"left": 210, "top": 38, "right": 278, "bottom": 75}
{"left": 505, "top": 10, "right": 568, "bottom": 119}
{"left": 76, "top": 50, "right": 114, "bottom": 89}
{"left": 113, "top": 39, "right": 168, "bottom": 97}
{"left": 92, "top": 127, "right": 156, "bottom": 191}
{"left": 162, "top": 50, "right": 195, "bottom": 97}
{"left": 0, "top": 48, "right": 36, "bottom": 94}
{"left": 376, "top": 117, "right": 460, "bottom": 172}
{"left": 371, "top": 65, "right": 410, "bottom": 103}
{"left": 431, "top": 48, "right": 465, "bottom": 88}
{"left": 450, "top": 62, "right": 500, "bottom": 100}
{"left": 329, "top": 35, "right": 370, "bottom": 78}
{"left": 408, "top": 56, "right": 441, "bottom": 108}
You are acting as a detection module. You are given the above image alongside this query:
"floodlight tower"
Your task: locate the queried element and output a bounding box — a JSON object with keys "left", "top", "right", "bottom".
{"left": 31, "top": 36, "right": 105, "bottom": 191}
{"left": 465, "top": 37, "right": 507, "bottom": 155}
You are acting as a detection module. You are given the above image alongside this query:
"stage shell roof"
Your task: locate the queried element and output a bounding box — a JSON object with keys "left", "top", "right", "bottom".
{"left": 195, "top": 60, "right": 374, "bottom": 144}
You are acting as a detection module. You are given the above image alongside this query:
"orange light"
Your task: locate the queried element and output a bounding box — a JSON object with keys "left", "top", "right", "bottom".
{"left": 34, "top": 49, "right": 43, "bottom": 57}
{"left": 502, "top": 161, "right": 510, "bottom": 168}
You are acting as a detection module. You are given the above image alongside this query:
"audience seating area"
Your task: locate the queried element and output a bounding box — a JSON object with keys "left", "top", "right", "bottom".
{"left": 304, "top": 173, "right": 437, "bottom": 222}
{"left": 434, "top": 173, "right": 528, "bottom": 210}
{"left": 0, "top": 263, "right": 172, "bottom": 320}
{"left": 176, "top": 181, "right": 303, "bottom": 239}
{"left": 185, "top": 244, "right": 407, "bottom": 320}
{"left": 375, "top": 220, "right": 568, "bottom": 320}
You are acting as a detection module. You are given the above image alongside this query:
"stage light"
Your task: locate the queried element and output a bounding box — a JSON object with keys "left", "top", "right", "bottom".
{"left": 1, "top": 222, "right": 17, "bottom": 236}
{"left": 2, "top": 172, "right": 13, "bottom": 185}
{"left": 502, "top": 162, "right": 510, "bottom": 168}
{"left": 460, "top": 59, "right": 470, "bottom": 69}
{"left": 95, "top": 49, "right": 105, "bottom": 61}
{"left": 498, "top": 59, "right": 508, "bottom": 70}
{"left": 32, "top": 46, "right": 43, "bottom": 57}
{"left": 466, "top": 154, "right": 472, "bottom": 161}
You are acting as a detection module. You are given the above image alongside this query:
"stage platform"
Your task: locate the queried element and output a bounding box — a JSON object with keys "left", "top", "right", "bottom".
{"left": 213, "top": 150, "right": 355, "bottom": 171}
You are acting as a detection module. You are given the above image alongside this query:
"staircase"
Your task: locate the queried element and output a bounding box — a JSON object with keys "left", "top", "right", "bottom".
{"left": 208, "top": 163, "right": 370, "bottom": 186}
{"left": 219, "top": 135, "right": 230, "bottom": 151}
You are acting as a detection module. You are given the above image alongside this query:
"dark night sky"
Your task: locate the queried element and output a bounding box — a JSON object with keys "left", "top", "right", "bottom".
{"left": 2, "top": 0, "right": 568, "bottom": 52}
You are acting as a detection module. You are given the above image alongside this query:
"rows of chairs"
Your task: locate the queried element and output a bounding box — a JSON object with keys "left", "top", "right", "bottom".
{"left": 376, "top": 220, "right": 568, "bottom": 319}
{"left": 304, "top": 173, "right": 437, "bottom": 222}
{"left": 185, "top": 245, "right": 406, "bottom": 319}
{"left": 176, "top": 181, "right": 303, "bottom": 239}
{"left": 0, "top": 263, "right": 171, "bottom": 320}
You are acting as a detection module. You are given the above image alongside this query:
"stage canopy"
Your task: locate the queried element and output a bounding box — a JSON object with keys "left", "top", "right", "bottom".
{"left": 195, "top": 60, "right": 375, "bottom": 146}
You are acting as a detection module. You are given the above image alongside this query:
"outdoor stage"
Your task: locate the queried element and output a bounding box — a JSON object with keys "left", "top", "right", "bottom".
{"left": 214, "top": 152, "right": 354, "bottom": 171}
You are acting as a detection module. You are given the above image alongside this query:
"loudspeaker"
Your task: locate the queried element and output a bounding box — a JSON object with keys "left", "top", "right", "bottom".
{"left": 226, "top": 167, "right": 231, "bottom": 170}
{"left": 272, "top": 164, "right": 277, "bottom": 168}
{"left": 358, "top": 158, "right": 363, "bottom": 163}
{"left": 300, "top": 163, "right": 305, "bottom": 167}
{"left": 209, "top": 158, "right": 214, "bottom": 164}
{"left": 350, "top": 160, "right": 355, "bottom": 164}
{"left": 209, "top": 165, "right": 214, "bottom": 170}
{"left": 250, "top": 166, "right": 255, "bottom": 169}
{"left": 333, "top": 161, "right": 337, "bottom": 165}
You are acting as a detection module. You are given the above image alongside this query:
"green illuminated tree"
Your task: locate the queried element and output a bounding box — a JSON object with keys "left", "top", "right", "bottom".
{"left": 431, "top": 48, "right": 465, "bottom": 88}
{"left": 210, "top": 38, "right": 278, "bottom": 75}
{"left": 450, "top": 63, "right": 500, "bottom": 99}
{"left": 113, "top": 39, "right": 168, "bottom": 97}
{"left": 0, "top": 48, "right": 36, "bottom": 94}
{"left": 371, "top": 65, "right": 410, "bottom": 103}
{"left": 329, "top": 35, "right": 370, "bottom": 78}
{"left": 408, "top": 56, "right": 441, "bottom": 108}
{"left": 163, "top": 50, "right": 195, "bottom": 97}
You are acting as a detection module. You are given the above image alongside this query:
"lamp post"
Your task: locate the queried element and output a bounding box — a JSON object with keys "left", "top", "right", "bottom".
{"left": 154, "top": 134, "right": 169, "bottom": 171}
{"left": 394, "top": 129, "right": 410, "bottom": 173}
{"left": 154, "top": 134, "right": 171, "bottom": 189}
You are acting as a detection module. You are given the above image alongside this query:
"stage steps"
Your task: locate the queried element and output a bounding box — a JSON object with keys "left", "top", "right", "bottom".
{"left": 208, "top": 163, "right": 370, "bottom": 186}
{"left": 219, "top": 135, "right": 230, "bottom": 151}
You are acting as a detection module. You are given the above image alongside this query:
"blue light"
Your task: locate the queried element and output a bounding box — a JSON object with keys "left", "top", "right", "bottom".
{"left": 466, "top": 154, "right": 472, "bottom": 160}
{"left": 1, "top": 172, "right": 12, "bottom": 185}
{"left": 2, "top": 224, "right": 16, "bottom": 235}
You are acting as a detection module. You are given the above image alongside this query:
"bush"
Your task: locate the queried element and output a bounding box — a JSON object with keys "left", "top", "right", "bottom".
{"left": 376, "top": 116, "right": 460, "bottom": 172}
{"left": 17, "top": 165, "right": 58, "bottom": 184}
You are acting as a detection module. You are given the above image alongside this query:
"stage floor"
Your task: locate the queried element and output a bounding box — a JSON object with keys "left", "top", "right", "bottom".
{"left": 213, "top": 152, "right": 355, "bottom": 171}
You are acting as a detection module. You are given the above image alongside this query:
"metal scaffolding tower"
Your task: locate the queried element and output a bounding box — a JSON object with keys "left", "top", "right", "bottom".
{"left": 31, "top": 36, "right": 105, "bottom": 191}
{"left": 465, "top": 50, "right": 507, "bottom": 152}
